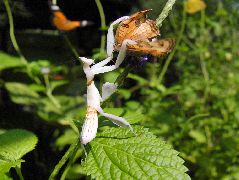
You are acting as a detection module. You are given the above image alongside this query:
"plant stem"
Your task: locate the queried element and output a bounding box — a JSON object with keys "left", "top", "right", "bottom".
{"left": 114, "top": 65, "right": 133, "bottom": 87}
{"left": 49, "top": 138, "right": 80, "bottom": 180}
{"left": 101, "top": 65, "right": 133, "bottom": 108}
{"left": 199, "top": 10, "right": 209, "bottom": 101}
{"left": 3, "top": 0, "right": 42, "bottom": 84}
{"left": 95, "top": 0, "right": 106, "bottom": 52}
{"left": 156, "top": 0, "right": 178, "bottom": 27}
{"left": 43, "top": 74, "right": 61, "bottom": 109}
{"left": 63, "top": 34, "right": 80, "bottom": 59}
{"left": 157, "top": 2, "right": 187, "bottom": 84}
{"left": 3, "top": 0, "right": 27, "bottom": 65}
{"left": 60, "top": 140, "right": 81, "bottom": 180}
{"left": 15, "top": 167, "right": 24, "bottom": 180}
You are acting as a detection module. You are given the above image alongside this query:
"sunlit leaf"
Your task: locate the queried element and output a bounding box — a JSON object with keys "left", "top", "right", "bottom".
{"left": 0, "top": 52, "right": 25, "bottom": 71}
{"left": 83, "top": 126, "right": 190, "bottom": 180}
{"left": 5, "top": 82, "right": 40, "bottom": 105}
{"left": 0, "top": 129, "right": 38, "bottom": 162}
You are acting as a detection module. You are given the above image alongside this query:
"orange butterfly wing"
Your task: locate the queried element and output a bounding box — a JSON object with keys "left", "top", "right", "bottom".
{"left": 127, "top": 38, "right": 176, "bottom": 57}
{"left": 115, "top": 9, "right": 160, "bottom": 47}
{"left": 52, "top": 11, "right": 80, "bottom": 31}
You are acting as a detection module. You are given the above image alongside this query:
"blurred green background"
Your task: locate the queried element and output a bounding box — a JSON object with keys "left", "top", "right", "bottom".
{"left": 0, "top": 0, "right": 239, "bottom": 179}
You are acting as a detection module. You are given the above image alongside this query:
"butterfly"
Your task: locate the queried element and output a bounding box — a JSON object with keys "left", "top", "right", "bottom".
{"left": 115, "top": 9, "right": 175, "bottom": 58}
{"left": 50, "top": 5, "right": 92, "bottom": 31}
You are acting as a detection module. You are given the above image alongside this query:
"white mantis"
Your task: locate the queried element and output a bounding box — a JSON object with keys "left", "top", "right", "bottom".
{"left": 80, "top": 16, "right": 136, "bottom": 145}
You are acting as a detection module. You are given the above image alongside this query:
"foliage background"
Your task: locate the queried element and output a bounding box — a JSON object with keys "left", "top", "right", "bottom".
{"left": 0, "top": 0, "right": 239, "bottom": 179}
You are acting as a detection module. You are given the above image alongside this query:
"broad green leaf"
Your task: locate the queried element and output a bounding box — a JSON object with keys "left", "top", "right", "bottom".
{"left": 0, "top": 129, "right": 38, "bottom": 162}
{"left": 5, "top": 82, "right": 40, "bottom": 105}
{"left": 83, "top": 126, "right": 190, "bottom": 180}
{"left": 0, "top": 52, "right": 24, "bottom": 71}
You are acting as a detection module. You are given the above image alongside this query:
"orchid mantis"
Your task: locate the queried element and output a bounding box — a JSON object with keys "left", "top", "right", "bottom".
{"left": 80, "top": 16, "right": 136, "bottom": 145}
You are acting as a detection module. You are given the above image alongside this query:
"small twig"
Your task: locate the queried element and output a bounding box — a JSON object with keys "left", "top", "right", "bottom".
{"left": 101, "top": 65, "right": 133, "bottom": 108}
{"left": 95, "top": 0, "right": 106, "bottom": 52}
{"left": 157, "top": 2, "right": 187, "bottom": 84}
{"left": 15, "top": 167, "right": 24, "bottom": 180}
{"left": 3, "top": 0, "right": 27, "bottom": 64}
{"left": 49, "top": 138, "right": 80, "bottom": 180}
{"left": 63, "top": 34, "right": 80, "bottom": 59}
{"left": 114, "top": 65, "right": 133, "bottom": 87}
{"left": 156, "top": 0, "right": 177, "bottom": 27}
{"left": 43, "top": 74, "right": 61, "bottom": 109}
{"left": 199, "top": 10, "right": 210, "bottom": 101}
{"left": 60, "top": 140, "right": 81, "bottom": 180}
{"left": 3, "top": 0, "right": 42, "bottom": 84}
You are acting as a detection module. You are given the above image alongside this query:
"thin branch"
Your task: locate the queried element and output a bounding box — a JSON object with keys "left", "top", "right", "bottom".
{"left": 15, "top": 167, "right": 24, "bottom": 180}
{"left": 49, "top": 138, "right": 80, "bottom": 180}
{"left": 157, "top": 2, "right": 187, "bottom": 84}
{"left": 3, "top": 0, "right": 27, "bottom": 64}
{"left": 95, "top": 0, "right": 106, "bottom": 52}
{"left": 63, "top": 35, "right": 80, "bottom": 59}
{"left": 156, "top": 0, "right": 177, "bottom": 27}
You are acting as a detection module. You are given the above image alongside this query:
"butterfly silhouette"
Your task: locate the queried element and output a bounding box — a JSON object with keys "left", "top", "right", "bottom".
{"left": 50, "top": 4, "right": 93, "bottom": 31}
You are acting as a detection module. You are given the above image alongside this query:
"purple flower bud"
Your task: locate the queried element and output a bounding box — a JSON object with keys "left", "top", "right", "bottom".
{"left": 126, "top": 54, "right": 154, "bottom": 67}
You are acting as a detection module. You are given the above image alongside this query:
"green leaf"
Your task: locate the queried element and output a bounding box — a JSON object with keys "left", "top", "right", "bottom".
{"left": 66, "top": 164, "right": 86, "bottom": 179}
{"left": 51, "top": 80, "right": 69, "bottom": 91}
{"left": 83, "top": 126, "right": 190, "bottom": 180}
{"left": 55, "top": 129, "right": 78, "bottom": 148}
{"left": 189, "top": 130, "right": 206, "bottom": 143}
{"left": 29, "top": 84, "right": 46, "bottom": 93}
{"left": 118, "top": 89, "right": 131, "bottom": 100}
{"left": 36, "top": 95, "right": 84, "bottom": 122}
{"left": 0, "top": 129, "right": 38, "bottom": 162}
{"left": 0, "top": 172, "right": 13, "bottom": 180}
{"left": 0, "top": 52, "right": 25, "bottom": 71}
{"left": 128, "top": 73, "right": 148, "bottom": 85}
{"left": 5, "top": 82, "right": 40, "bottom": 105}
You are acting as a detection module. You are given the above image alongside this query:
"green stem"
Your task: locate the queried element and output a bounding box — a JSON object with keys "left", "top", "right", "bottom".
{"left": 49, "top": 139, "right": 80, "bottom": 180}
{"left": 114, "top": 65, "right": 133, "bottom": 87}
{"left": 43, "top": 74, "right": 61, "bottom": 109}
{"left": 157, "top": 2, "right": 186, "bottom": 84}
{"left": 15, "top": 167, "right": 24, "bottom": 180}
{"left": 199, "top": 10, "right": 209, "bottom": 101}
{"left": 60, "top": 140, "right": 81, "bottom": 180}
{"left": 3, "top": 0, "right": 27, "bottom": 64}
{"left": 63, "top": 35, "right": 80, "bottom": 59}
{"left": 101, "top": 65, "right": 133, "bottom": 108}
{"left": 3, "top": 0, "right": 42, "bottom": 84}
{"left": 156, "top": 0, "right": 178, "bottom": 27}
{"left": 95, "top": 0, "right": 106, "bottom": 52}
